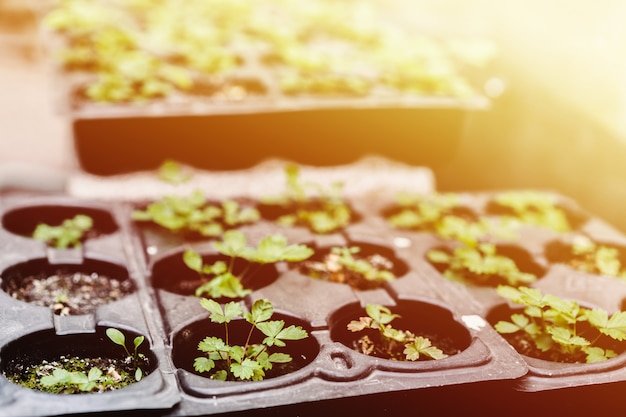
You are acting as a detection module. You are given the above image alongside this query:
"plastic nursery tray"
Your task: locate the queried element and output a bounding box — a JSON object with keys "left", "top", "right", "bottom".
{"left": 41, "top": 2, "right": 490, "bottom": 176}
{"left": 406, "top": 190, "right": 626, "bottom": 392}
{"left": 0, "top": 159, "right": 526, "bottom": 417}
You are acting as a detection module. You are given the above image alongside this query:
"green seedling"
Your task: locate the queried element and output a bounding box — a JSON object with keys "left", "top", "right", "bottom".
{"left": 32, "top": 214, "right": 94, "bottom": 248}
{"left": 193, "top": 298, "right": 309, "bottom": 381}
{"left": 426, "top": 242, "right": 537, "bottom": 287}
{"left": 35, "top": 328, "right": 146, "bottom": 393}
{"left": 302, "top": 246, "right": 396, "bottom": 287}
{"left": 43, "top": 1, "right": 487, "bottom": 102}
{"left": 40, "top": 366, "right": 109, "bottom": 394}
{"left": 184, "top": 230, "right": 314, "bottom": 298}
{"left": 568, "top": 235, "right": 626, "bottom": 279}
{"left": 387, "top": 193, "right": 518, "bottom": 244}
{"left": 132, "top": 190, "right": 259, "bottom": 237}
{"left": 348, "top": 304, "right": 448, "bottom": 361}
{"left": 495, "top": 285, "right": 626, "bottom": 363}
{"left": 157, "top": 159, "right": 192, "bottom": 184}
{"left": 492, "top": 191, "right": 572, "bottom": 233}
{"left": 105, "top": 327, "right": 146, "bottom": 381}
{"left": 262, "top": 164, "right": 352, "bottom": 234}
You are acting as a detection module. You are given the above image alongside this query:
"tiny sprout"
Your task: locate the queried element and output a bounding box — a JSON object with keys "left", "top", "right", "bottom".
{"left": 106, "top": 328, "right": 146, "bottom": 381}
{"left": 32, "top": 214, "right": 94, "bottom": 248}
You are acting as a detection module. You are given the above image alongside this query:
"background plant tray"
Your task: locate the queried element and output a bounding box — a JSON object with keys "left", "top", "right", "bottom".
{"left": 2, "top": 158, "right": 626, "bottom": 416}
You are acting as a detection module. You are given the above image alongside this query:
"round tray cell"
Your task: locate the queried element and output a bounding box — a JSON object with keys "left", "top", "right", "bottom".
{"left": 486, "top": 302, "right": 626, "bottom": 364}
{"left": 484, "top": 194, "right": 589, "bottom": 232}
{"left": 329, "top": 299, "right": 472, "bottom": 361}
{"left": 2, "top": 204, "right": 118, "bottom": 241}
{"left": 426, "top": 243, "right": 546, "bottom": 288}
{"left": 255, "top": 198, "right": 362, "bottom": 234}
{"left": 380, "top": 200, "right": 479, "bottom": 233}
{"left": 295, "top": 241, "right": 409, "bottom": 290}
{"left": 1, "top": 258, "right": 134, "bottom": 315}
{"left": 1, "top": 326, "right": 156, "bottom": 394}
{"left": 172, "top": 312, "right": 319, "bottom": 381}
{"left": 151, "top": 249, "right": 279, "bottom": 297}
{"left": 545, "top": 238, "right": 626, "bottom": 278}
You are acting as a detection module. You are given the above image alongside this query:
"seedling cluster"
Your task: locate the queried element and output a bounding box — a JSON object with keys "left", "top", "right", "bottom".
{"left": 566, "top": 235, "right": 626, "bottom": 279}
{"left": 132, "top": 190, "right": 259, "bottom": 238}
{"left": 348, "top": 304, "right": 448, "bottom": 361}
{"left": 299, "top": 245, "right": 396, "bottom": 289}
{"left": 495, "top": 286, "right": 626, "bottom": 363}
{"left": 32, "top": 214, "right": 94, "bottom": 249}
{"left": 7, "top": 328, "right": 147, "bottom": 394}
{"left": 184, "top": 230, "right": 313, "bottom": 298}
{"left": 42, "top": 0, "right": 490, "bottom": 103}
{"left": 262, "top": 164, "right": 352, "bottom": 234}
{"left": 490, "top": 191, "right": 572, "bottom": 233}
{"left": 193, "top": 298, "right": 308, "bottom": 381}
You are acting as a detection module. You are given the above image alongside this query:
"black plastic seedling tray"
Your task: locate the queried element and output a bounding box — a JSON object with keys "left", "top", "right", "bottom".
{"left": 4, "top": 159, "right": 626, "bottom": 416}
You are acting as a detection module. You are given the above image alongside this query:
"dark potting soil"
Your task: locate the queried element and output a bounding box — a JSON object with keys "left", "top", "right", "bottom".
{"left": 5, "top": 272, "right": 134, "bottom": 315}
{"left": 3, "top": 355, "right": 149, "bottom": 394}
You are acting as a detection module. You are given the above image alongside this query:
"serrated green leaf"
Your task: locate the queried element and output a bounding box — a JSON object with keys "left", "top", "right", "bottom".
{"left": 183, "top": 249, "right": 203, "bottom": 272}
{"left": 268, "top": 352, "right": 292, "bottom": 364}
{"left": 277, "top": 324, "right": 308, "bottom": 341}
{"left": 213, "top": 230, "right": 248, "bottom": 257}
{"left": 193, "top": 357, "right": 215, "bottom": 373}
{"left": 404, "top": 336, "right": 448, "bottom": 360}
{"left": 494, "top": 320, "right": 523, "bottom": 334}
{"left": 588, "top": 309, "right": 626, "bottom": 341}
{"left": 198, "top": 336, "right": 228, "bottom": 353}
{"left": 231, "top": 358, "right": 262, "bottom": 380}
{"left": 246, "top": 298, "right": 273, "bottom": 324}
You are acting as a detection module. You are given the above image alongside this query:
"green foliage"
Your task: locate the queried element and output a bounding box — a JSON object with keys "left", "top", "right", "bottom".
{"left": 32, "top": 214, "right": 94, "bottom": 248}
{"left": 132, "top": 190, "right": 259, "bottom": 237}
{"left": 43, "top": 0, "right": 489, "bottom": 102}
{"left": 495, "top": 285, "right": 626, "bottom": 363}
{"left": 40, "top": 367, "right": 108, "bottom": 393}
{"left": 307, "top": 246, "right": 396, "bottom": 284}
{"left": 262, "top": 164, "right": 352, "bottom": 234}
{"left": 426, "top": 243, "right": 537, "bottom": 287}
{"left": 387, "top": 193, "right": 518, "bottom": 244}
{"left": 105, "top": 328, "right": 146, "bottom": 381}
{"left": 492, "top": 191, "right": 572, "bottom": 233}
{"left": 157, "top": 159, "right": 192, "bottom": 184}
{"left": 568, "top": 235, "right": 626, "bottom": 279}
{"left": 193, "top": 298, "right": 308, "bottom": 381}
{"left": 347, "top": 304, "right": 448, "bottom": 361}
{"left": 184, "top": 230, "right": 314, "bottom": 298}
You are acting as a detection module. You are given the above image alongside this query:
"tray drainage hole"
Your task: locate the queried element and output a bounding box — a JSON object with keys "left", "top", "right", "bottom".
{"left": 331, "top": 353, "right": 352, "bottom": 370}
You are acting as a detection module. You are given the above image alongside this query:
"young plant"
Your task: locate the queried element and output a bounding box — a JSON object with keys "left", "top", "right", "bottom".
{"left": 300, "top": 245, "right": 396, "bottom": 289}
{"left": 132, "top": 190, "right": 259, "bottom": 237}
{"left": 32, "top": 214, "right": 94, "bottom": 248}
{"left": 105, "top": 328, "right": 146, "bottom": 382}
{"left": 490, "top": 191, "right": 572, "bottom": 233}
{"left": 157, "top": 159, "right": 193, "bottom": 184}
{"left": 193, "top": 298, "right": 309, "bottom": 381}
{"left": 184, "top": 230, "right": 314, "bottom": 298}
{"left": 261, "top": 164, "right": 352, "bottom": 234}
{"left": 35, "top": 328, "right": 147, "bottom": 394}
{"left": 347, "top": 304, "right": 448, "bottom": 361}
{"left": 567, "top": 235, "right": 626, "bottom": 279}
{"left": 494, "top": 285, "right": 626, "bottom": 363}
{"left": 40, "top": 367, "right": 109, "bottom": 394}
{"left": 426, "top": 242, "right": 537, "bottom": 287}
